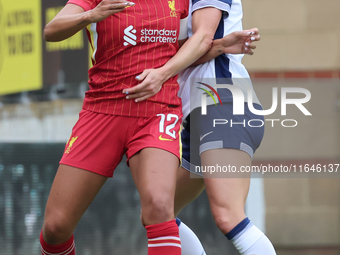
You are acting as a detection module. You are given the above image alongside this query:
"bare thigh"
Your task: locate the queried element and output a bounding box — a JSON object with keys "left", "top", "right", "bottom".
{"left": 201, "top": 148, "right": 251, "bottom": 234}
{"left": 129, "top": 148, "right": 179, "bottom": 225}
{"left": 43, "top": 164, "right": 107, "bottom": 244}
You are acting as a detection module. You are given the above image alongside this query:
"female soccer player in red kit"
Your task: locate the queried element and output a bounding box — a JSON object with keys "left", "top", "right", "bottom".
{"left": 39, "top": 0, "right": 219, "bottom": 254}
{"left": 40, "top": 0, "right": 259, "bottom": 254}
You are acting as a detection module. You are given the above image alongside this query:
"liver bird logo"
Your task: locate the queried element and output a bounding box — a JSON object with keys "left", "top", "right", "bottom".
{"left": 65, "top": 136, "right": 78, "bottom": 154}
{"left": 168, "top": 0, "right": 177, "bottom": 17}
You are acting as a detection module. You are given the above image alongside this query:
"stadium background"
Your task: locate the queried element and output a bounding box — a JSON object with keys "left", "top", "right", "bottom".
{"left": 0, "top": 0, "right": 339, "bottom": 254}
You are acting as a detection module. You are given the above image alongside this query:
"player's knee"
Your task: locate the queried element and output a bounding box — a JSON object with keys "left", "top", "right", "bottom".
{"left": 142, "top": 195, "right": 174, "bottom": 224}
{"left": 43, "top": 214, "right": 73, "bottom": 245}
{"left": 210, "top": 205, "right": 243, "bottom": 233}
{"left": 213, "top": 215, "right": 232, "bottom": 233}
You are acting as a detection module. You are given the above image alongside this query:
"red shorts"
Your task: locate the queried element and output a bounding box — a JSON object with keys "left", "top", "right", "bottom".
{"left": 60, "top": 109, "right": 182, "bottom": 177}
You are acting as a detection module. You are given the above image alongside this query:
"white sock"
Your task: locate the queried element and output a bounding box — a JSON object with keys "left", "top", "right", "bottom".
{"left": 231, "top": 222, "right": 276, "bottom": 255}
{"left": 177, "top": 218, "right": 206, "bottom": 255}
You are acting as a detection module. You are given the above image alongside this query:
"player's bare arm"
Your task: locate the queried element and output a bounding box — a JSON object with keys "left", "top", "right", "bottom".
{"left": 44, "top": 0, "right": 135, "bottom": 42}
{"left": 123, "top": 7, "right": 222, "bottom": 102}
{"left": 125, "top": 26, "right": 260, "bottom": 102}
{"left": 193, "top": 28, "right": 260, "bottom": 65}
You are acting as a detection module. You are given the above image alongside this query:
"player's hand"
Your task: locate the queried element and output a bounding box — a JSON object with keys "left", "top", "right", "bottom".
{"left": 122, "top": 69, "right": 167, "bottom": 102}
{"left": 89, "top": 0, "right": 135, "bottom": 23}
{"left": 220, "top": 28, "right": 260, "bottom": 55}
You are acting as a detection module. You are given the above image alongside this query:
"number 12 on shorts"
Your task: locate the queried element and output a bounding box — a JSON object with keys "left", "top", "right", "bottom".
{"left": 157, "top": 113, "right": 179, "bottom": 139}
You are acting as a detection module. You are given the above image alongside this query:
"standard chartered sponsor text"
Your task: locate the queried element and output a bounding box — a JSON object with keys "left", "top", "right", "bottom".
{"left": 140, "top": 28, "right": 177, "bottom": 43}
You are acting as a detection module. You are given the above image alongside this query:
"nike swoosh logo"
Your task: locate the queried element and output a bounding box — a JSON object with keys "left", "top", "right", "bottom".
{"left": 200, "top": 131, "right": 213, "bottom": 141}
{"left": 159, "top": 135, "right": 174, "bottom": 141}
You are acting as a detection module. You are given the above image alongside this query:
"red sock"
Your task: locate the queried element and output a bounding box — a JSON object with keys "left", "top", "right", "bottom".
{"left": 40, "top": 231, "right": 75, "bottom": 255}
{"left": 146, "top": 219, "right": 181, "bottom": 255}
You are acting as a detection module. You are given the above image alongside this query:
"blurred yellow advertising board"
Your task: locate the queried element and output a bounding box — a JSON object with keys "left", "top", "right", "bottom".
{"left": 0, "top": 0, "right": 42, "bottom": 95}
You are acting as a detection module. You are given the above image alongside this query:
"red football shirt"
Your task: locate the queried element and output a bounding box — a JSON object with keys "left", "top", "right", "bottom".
{"left": 67, "top": 0, "right": 188, "bottom": 117}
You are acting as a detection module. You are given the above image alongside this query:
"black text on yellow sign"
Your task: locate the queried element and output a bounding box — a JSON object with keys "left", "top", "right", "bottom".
{"left": 0, "top": 0, "right": 42, "bottom": 95}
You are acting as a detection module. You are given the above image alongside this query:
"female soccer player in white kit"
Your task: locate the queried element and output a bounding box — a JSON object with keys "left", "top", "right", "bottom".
{"left": 127, "top": 0, "right": 277, "bottom": 254}
{"left": 175, "top": 1, "right": 277, "bottom": 254}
